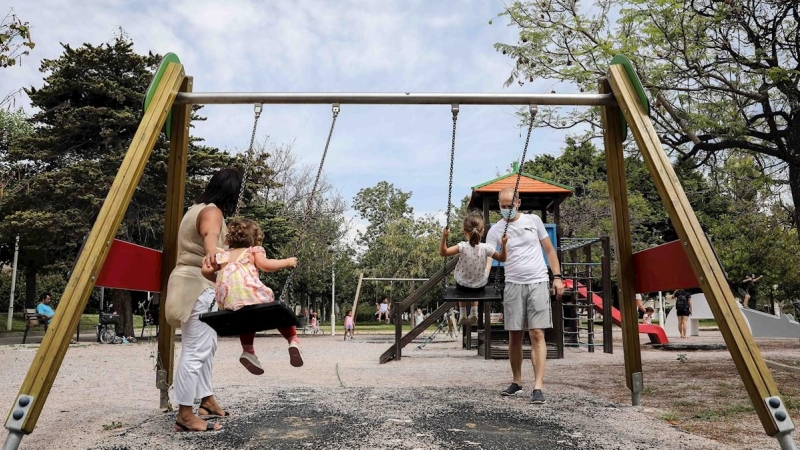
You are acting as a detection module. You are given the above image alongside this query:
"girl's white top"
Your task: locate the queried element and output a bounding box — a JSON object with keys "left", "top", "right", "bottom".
{"left": 453, "top": 242, "right": 496, "bottom": 288}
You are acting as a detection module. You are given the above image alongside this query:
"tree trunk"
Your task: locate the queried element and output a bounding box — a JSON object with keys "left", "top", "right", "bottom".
{"left": 112, "top": 290, "right": 135, "bottom": 337}
{"left": 789, "top": 162, "right": 800, "bottom": 242}
{"left": 787, "top": 113, "right": 800, "bottom": 240}
{"left": 24, "top": 265, "right": 37, "bottom": 308}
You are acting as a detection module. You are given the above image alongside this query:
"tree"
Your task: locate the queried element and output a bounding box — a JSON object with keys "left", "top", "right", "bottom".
{"left": 353, "top": 181, "right": 414, "bottom": 251}
{"left": 707, "top": 154, "right": 800, "bottom": 308}
{"left": 0, "top": 9, "right": 34, "bottom": 69}
{"left": 0, "top": 36, "right": 236, "bottom": 307}
{"left": 354, "top": 182, "right": 444, "bottom": 307}
{"left": 0, "top": 108, "right": 33, "bottom": 203}
{"left": 495, "top": 0, "right": 800, "bottom": 239}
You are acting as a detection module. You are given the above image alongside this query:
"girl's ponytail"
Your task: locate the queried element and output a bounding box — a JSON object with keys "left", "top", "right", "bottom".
{"left": 463, "top": 213, "right": 485, "bottom": 247}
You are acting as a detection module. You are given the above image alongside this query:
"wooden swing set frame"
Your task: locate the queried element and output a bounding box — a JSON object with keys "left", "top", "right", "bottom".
{"left": 2, "top": 54, "right": 796, "bottom": 450}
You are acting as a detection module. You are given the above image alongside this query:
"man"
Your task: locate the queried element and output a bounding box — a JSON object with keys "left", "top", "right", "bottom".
{"left": 486, "top": 187, "right": 564, "bottom": 404}
{"left": 36, "top": 292, "right": 55, "bottom": 325}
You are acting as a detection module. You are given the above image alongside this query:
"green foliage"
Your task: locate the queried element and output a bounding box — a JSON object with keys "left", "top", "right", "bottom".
{"left": 0, "top": 35, "right": 240, "bottom": 305}
{"left": 496, "top": 1, "right": 800, "bottom": 234}
{"left": 0, "top": 10, "right": 35, "bottom": 69}
{"left": 353, "top": 181, "right": 413, "bottom": 247}
{"left": 354, "top": 182, "right": 445, "bottom": 306}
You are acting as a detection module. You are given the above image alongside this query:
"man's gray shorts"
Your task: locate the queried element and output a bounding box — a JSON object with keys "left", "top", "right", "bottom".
{"left": 503, "top": 281, "right": 552, "bottom": 330}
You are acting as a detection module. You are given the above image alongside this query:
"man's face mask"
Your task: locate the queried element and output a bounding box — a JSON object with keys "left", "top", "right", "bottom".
{"left": 500, "top": 208, "right": 517, "bottom": 220}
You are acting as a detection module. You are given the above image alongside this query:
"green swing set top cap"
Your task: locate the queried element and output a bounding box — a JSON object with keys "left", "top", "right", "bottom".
{"left": 142, "top": 52, "right": 182, "bottom": 140}
{"left": 609, "top": 54, "right": 650, "bottom": 141}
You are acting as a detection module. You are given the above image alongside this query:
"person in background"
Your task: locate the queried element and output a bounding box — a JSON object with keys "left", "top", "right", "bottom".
{"left": 642, "top": 307, "right": 654, "bottom": 325}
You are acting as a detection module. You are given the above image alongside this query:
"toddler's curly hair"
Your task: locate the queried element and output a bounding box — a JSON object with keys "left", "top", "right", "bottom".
{"left": 225, "top": 218, "right": 263, "bottom": 248}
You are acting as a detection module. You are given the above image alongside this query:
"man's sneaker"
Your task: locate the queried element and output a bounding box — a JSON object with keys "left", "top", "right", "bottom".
{"left": 501, "top": 383, "right": 524, "bottom": 397}
{"left": 458, "top": 316, "right": 468, "bottom": 326}
{"left": 239, "top": 352, "right": 264, "bottom": 375}
{"left": 467, "top": 313, "right": 478, "bottom": 325}
{"left": 288, "top": 341, "right": 304, "bottom": 367}
{"left": 530, "top": 389, "right": 546, "bottom": 404}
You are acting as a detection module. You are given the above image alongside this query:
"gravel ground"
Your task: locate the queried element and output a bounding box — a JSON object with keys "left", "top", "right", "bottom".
{"left": 0, "top": 330, "right": 794, "bottom": 449}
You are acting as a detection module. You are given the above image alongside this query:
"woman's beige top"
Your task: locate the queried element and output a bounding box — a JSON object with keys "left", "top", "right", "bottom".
{"left": 165, "top": 203, "right": 227, "bottom": 327}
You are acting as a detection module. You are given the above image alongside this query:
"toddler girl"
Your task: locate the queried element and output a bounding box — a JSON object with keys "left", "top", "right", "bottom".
{"left": 205, "top": 218, "right": 302, "bottom": 375}
{"left": 343, "top": 310, "right": 355, "bottom": 341}
{"left": 439, "top": 214, "right": 507, "bottom": 324}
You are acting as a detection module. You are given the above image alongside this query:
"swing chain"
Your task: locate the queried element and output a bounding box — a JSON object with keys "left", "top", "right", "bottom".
{"left": 235, "top": 103, "right": 263, "bottom": 218}
{"left": 280, "top": 104, "right": 340, "bottom": 304}
{"left": 494, "top": 105, "right": 537, "bottom": 293}
{"left": 442, "top": 104, "right": 459, "bottom": 297}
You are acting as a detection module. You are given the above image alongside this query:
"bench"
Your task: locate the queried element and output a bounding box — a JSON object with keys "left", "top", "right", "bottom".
{"left": 22, "top": 308, "right": 49, "bottom": 344}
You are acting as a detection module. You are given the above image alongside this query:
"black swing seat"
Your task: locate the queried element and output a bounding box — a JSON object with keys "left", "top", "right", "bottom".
{"left": 199, "top": 302, "right": 300, "bottom": 337}
{"left": 442, "top": 286, "right": 503, "bottom": 302}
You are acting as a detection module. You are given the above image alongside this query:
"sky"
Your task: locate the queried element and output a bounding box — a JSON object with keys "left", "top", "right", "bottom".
{"left": 1, "top": 0, "right": 578, "bottom": 235}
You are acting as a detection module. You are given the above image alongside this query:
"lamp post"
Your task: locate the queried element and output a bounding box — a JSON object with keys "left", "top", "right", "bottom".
{"left": 6, "top": 235, "right": 19, "bottom": 331}
{"left": 331, "top": 265, "right": 336, "bottom": 336}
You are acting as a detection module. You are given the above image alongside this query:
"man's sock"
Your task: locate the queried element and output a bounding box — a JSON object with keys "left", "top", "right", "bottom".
{"left": 459, "top": 307, "right": 467, "bottom": 317}
{"left": 470, "top": 306, "right": 478, "bottom": 316}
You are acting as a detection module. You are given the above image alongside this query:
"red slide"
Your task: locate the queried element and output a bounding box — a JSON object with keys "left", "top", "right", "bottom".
{"left": 563, "top": 279, "right": 669, "bottom": 344}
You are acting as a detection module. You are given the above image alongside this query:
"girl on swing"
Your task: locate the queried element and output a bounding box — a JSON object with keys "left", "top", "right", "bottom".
{"left": 203, "top": 218, "right": 303, "bottom": 375}
{"left": 440, "top": 214, "right": 508, "bottom": 324}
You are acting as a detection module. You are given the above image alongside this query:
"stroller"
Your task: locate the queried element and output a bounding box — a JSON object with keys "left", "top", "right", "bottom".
{"left": 97, "top": 310, "right": 121, "bottom": 344}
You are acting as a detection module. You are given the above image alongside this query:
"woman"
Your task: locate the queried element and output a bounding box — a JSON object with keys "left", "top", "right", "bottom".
{"left": 165, "top": 168, "right": 241, "bottom": 432}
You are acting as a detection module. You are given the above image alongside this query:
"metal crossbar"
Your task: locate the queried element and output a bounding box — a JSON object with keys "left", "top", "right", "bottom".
{"left": 173, "top": 92, "right": 616, "bottom": 106}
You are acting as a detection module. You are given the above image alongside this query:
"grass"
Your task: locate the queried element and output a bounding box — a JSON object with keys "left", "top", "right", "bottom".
{"left": 0, "top": 313, "right": 144, "bottom": 334}
{"left": 660, "top": 411, "right": 680, "bottom": 423}
{"left": 102, "top": 421, "right": 123, "bottom": 431}
{"left": 641, "top": 385, "right": 657, "bottom": 396}
{"left": 691, "top": 403, "right": 753, "bottom": 421}
{"left": 699, "top": 319, "right": 717, "bottom": 327}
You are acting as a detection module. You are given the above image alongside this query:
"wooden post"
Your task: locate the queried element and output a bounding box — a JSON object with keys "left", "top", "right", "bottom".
{"left": 608, "top": 64, "right": 794, "bottom": 439}
{"left": 601, "top": 236, "right": 613, "bottom": 354}
{"left": 600, "top": 78, "right": 643, "bottom": 406}
{"left": 584, "top": 244, "right": 594, "bottom": 353}
{"left": 350, "top": 272, "right": 364, "bottom": 324}
{"left": 5, "top": 62, "right": 184, "bottom": 435}
{"left": 156, "top": 75, "right": 191, "bottom": 409}
{"left": 394, "top": 294, "right": 402, "bottom": 361}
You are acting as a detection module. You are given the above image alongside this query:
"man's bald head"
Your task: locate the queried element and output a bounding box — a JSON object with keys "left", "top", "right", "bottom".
{"left": 498, "top": 187, "right": 520, "bottom": 208}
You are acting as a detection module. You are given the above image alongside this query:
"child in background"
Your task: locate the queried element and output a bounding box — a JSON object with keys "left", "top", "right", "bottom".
{"left": 204, "top": 218, "right": 302, "bottom": 375}
{"left": 642, "top": 307, "right": 654, "bottom": 325}
{"left": 440, "top": 214, "right": 508, "bottom": 324}
{"left": 415, "top": 307, "right": 425, "bottom": 336}
{"left": 343, "top": 310, "right": 355, "bottom": 341}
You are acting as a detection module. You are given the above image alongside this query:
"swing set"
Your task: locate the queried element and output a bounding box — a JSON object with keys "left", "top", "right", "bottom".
{"left": 2, "top": 53, "right": 796, "bottom": 450}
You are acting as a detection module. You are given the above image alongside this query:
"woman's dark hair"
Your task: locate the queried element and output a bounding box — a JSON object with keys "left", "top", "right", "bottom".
{"left": 195, "top": 168, "right": 242, "bottom": 216}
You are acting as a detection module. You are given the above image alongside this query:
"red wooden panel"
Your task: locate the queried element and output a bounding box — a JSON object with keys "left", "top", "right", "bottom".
{"left": 632, "top": 240, "right": 700, "bottom": 293}
{"left": 96, "top": 239, "right": 162, "bottom": 292}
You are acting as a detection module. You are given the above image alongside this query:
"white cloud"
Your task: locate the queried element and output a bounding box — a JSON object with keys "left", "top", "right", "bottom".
{"left": 3, "top": 0, "right": 579, "bottom": 234}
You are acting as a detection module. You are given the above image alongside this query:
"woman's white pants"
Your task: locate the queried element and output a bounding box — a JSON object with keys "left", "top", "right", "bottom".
{"left": 173, "top": 288, "right": 217, "bottom": 407}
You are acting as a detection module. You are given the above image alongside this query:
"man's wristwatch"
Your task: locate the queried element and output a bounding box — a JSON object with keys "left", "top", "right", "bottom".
{"left": 552, "top": 274, "right": 563, "bottom": 280}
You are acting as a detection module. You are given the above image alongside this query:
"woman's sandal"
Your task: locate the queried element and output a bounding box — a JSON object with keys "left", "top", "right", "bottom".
{"left": 174, "top": 420, "right": 220, "bottom": 432}
{"left": 198, "top": 405, "right": 231, "bottom": 419}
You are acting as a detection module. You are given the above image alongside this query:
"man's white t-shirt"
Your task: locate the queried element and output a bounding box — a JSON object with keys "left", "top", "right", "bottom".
{"left": 486, "top": 213, "right": 550, "bottom": 284}
{"left": 454, "top": 242, "right": 495, "bottom": 288}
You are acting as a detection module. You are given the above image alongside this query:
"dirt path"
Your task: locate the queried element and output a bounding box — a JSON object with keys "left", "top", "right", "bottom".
{"left": 0, "top": 330, "right": 797, "bottom": 449}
